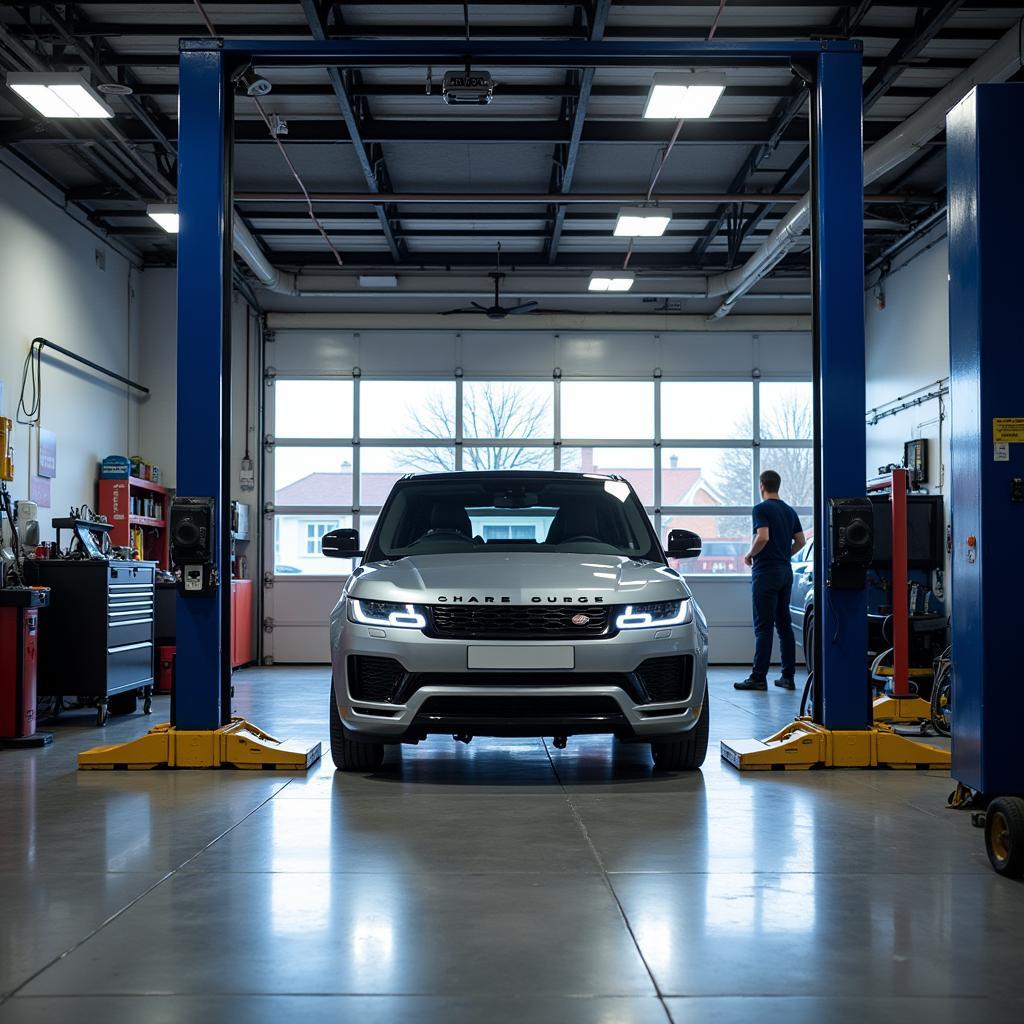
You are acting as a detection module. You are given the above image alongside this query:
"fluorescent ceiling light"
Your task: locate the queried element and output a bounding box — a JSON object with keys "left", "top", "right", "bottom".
{"left": 359, "top": 275, "right": 399, "bottom": 288}
{"left": 147, "top": 204, "right": 179, "bottom": 234}
{"left": 6, "top": 72, "right": 114, "bottom": 119}
{"left": 643, "top": 73, "right": 725, "bottom": 119}
{"left": 614, "top": 207, "right": 671, "bottom": 238}
{"left": 588, "top": 272, "right": 635, "bottom": 292}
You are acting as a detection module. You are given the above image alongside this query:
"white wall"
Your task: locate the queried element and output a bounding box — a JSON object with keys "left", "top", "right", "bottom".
{"left": 864, "top": 232, "right": 949, "bottom": 495}
{"left": 864, "top": 229, "right": 950, "bottom": 610}
{"left": 137, "top": 268, "right": 259, "bottom": 562}
{"left": 0, "top": 160, "right": 139, "bottom": 540}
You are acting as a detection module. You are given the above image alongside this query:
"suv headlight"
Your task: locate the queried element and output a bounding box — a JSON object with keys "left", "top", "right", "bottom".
{"left": 615, "top": 599, "right": 691, "bottom": 630}
{"left": 348, "top": 598, "right": 427, "bottom": 629}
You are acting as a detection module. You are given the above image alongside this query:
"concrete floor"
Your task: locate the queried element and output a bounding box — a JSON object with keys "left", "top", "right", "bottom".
{"left": 0, "top": 665, "right": 1020, "bottom": 1023}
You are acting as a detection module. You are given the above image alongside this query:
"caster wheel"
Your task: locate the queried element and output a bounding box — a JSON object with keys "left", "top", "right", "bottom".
{"left": 96, "top": 702, "right": 109, "bottom": 727}
{"left": 143, "top": 696, "right": 153, "bottom": 715}
{"left": 985, "top": 796, "right": 1024, "bottom": 878}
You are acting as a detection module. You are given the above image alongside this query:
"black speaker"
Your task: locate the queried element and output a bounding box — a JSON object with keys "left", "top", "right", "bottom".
{"left": 170, "top": 496, "right": 215, "bottom": 567}
{"left": 828, "top": 497, "right": 874, "bottom": 590}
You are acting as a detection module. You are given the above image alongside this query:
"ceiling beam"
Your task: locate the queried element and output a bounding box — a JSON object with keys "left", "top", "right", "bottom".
{"left": 42, "top": 53, "right": 980, "bottom": 72}
{"left": 298, "top": 0, "right": 403, "bottom": 262}
{"left": 863, "top": 1, "right": 969, "bottom": 108}
{"left": 730, "top": 0, "right": 967, "bottom": 253}
{"left": 120, "top": 82, "right": 946, "bottom": 101}
{"left": 16, "top": 22, "right": 1003, "bottom": 42}
{"left": 547, "top": 0, "right": 611, "bottom": 263}
{"left": 689, "top": 0, "right": 876, "bottom": 262}
{"left": 1, "top": 118, "right": 927, "bottom": 146}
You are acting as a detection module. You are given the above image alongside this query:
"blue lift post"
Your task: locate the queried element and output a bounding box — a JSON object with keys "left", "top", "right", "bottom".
{"left": 809, "top": 47, "right": 870, "bottom": 732}
{"left": 78, "top": 35, "right": 931, "bottom": 769}
{"left": 947, "top": 84, "right": 1024, "bottom": 799}
{"left": 174, "top": 45, "right": 232, "bottom": 732}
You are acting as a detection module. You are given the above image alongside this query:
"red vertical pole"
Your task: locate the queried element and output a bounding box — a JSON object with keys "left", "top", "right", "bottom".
{"left": 891, "top": 468, "right": 910, "bottom": 697}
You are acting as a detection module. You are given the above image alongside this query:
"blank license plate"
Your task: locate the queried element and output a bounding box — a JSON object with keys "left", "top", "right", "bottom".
{"left": 467, "top": 646, "right": 575, "bottom": 670}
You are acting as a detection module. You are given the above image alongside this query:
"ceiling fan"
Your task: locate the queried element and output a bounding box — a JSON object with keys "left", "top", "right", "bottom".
{"left": 441, "top": 243, "right": 540, "bottom": 319}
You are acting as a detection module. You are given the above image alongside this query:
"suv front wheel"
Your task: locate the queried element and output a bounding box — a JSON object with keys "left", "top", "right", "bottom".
{"left": 650, "top": 698, "right": 710, "bottom": 771}
{"left": 329, "top": 679, "right": 386, "bottom": 772}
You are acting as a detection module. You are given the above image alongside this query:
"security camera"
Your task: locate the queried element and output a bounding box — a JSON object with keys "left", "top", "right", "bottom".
{"left": 246, "top": 78, "right": 273, "bottom": 97}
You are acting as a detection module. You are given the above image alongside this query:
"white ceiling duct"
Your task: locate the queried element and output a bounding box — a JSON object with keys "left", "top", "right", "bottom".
{"left": 704, "top": 18, "right": 1024, "bottom": 319}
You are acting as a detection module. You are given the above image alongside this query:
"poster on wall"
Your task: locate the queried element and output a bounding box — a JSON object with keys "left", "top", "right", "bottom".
{"left": 30, "top": 475, "right": 51, "bottom": 508}
{"left": 38, "top": 428, "right": 57, "bottom": 479}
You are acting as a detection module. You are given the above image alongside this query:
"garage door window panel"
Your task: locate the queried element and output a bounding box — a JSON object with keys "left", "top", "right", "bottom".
{"left": 274, "top": 447, "right": 354, "bottom": 508}
{"left": 274, "top": 514, "right": 353, "bottom": 576}
{"left": 463, "top": 381, "right": 554, "bottom": 440}
{"left": 561, "top": 382, "right": 654, "bottom": 440}
{"left": 662, "top": 382, "right": 753, "bottom": 440}
{"left": 360, "top": 381, "right": 457, "bottom": 439}
{"left": 274, "top": 381, "right": 354, "bottom": 439}
{"left": 663, "top": 516, "right": 753, "bottom": 576}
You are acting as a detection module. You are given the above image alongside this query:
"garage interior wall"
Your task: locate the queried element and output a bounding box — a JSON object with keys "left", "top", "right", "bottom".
{"left": 864, "top": 226, "right": 950, "bottom": 583}
{"left": 137, "top": 268, "right": 259, "bottom": 645}
{"left": 0, "top": 158, "right": 140, "bottom": 540}
{"left": 262, "top": 324, "right": 812, "bottom": 665}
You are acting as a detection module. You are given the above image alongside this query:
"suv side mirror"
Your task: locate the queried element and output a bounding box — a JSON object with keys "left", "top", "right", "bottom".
{"left": 666, "top": 529, "right": 702, "bottom": 559}
{"left": 321, "top": 528, "right": 361, "bottom": 558}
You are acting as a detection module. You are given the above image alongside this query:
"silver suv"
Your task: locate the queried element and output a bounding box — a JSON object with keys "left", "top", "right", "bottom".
{"left": 323, "top": 471, "right": 709, "bottom": 772}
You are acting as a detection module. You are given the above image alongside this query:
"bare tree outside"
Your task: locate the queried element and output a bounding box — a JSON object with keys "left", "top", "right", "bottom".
{"left": 714, "top": 389, "right": 813, "bottom": 534}
{"left": 396, "top": 383, "right": 552, "bottom": 473}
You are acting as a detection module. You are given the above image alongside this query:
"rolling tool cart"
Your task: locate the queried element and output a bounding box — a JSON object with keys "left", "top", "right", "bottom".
{"left": 24, "top": 559, "right": 157, "bottom": 726}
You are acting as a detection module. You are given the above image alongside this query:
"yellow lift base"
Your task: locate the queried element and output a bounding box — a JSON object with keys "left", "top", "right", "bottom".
{"left": 872, "top": 694, "right": 933, "bottom": 725}
{"left": 721, "top": 717, "right": 950, "bottom": 771}
{"left": 78, "top": 718, "right": 322, "bottom": 771}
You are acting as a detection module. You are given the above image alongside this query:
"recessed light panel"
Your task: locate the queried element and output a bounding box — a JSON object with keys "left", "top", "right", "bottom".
{"left": 147, "top": 204, "right": 179, "bottom": 234}
{"left": 643, "top": 73, "right": 725, "bottom": 119}
{"left": 614, "top": 208, "right": 671, "bottom": 238}
{"left": 6, "top": 72, "right": 114, "bottom": 118}
{"left": 588, "top": 272, "right": 635, "bottom": 292}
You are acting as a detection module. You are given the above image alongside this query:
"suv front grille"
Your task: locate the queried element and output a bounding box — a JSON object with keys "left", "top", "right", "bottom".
{"left": 427, "top": 604, "right": 611, "bottom": 640}
{"left": 635, "top": 656, "right": 693, "bottom": 703}
{"left": 348, "top": 655, "right": 406, "bottom": 702}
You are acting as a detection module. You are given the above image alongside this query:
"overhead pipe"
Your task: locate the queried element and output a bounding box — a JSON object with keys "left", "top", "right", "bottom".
{"left": 232, "top": 217, "right": 298, "bottom": 295}
{"left": 705, "top": 18, "right": 1024, "bottom": 319}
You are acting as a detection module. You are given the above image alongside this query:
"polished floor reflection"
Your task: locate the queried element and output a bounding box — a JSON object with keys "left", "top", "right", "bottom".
{"left": 0, "top": 666, "right": 1020, "bottom": 1024}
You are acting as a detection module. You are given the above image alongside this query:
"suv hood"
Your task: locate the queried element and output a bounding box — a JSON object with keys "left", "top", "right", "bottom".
{"left": 347, "top": 551, "right": 688, "bottom": 606}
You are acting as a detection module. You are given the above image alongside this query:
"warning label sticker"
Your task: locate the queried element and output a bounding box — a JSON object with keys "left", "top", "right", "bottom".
{"left": 993, "top": 418, "right": 1024, "bottom": 443}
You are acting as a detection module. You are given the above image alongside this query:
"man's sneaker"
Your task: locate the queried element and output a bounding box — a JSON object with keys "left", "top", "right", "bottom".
{"left": 734, "top": 677, "right": 767, "bottom": 691}
{"left": 774, "top": 676, "right": 796, "bottom": 691}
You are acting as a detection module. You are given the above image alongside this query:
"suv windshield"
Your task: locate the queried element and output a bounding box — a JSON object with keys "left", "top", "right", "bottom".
{"left": 365, "top": 475, "right": 662, "bottom": 562}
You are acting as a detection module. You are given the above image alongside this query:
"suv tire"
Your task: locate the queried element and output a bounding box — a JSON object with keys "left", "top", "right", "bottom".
{"left": 329, "top": 679, "right": 385, "bottom": 772}
{"left": 651, "top": 697, "right": 710, "bottom": 771}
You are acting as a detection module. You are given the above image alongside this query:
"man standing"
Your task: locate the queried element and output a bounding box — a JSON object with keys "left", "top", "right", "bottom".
{"left": 734, "top": 470, "right": 806, "bottom": 692}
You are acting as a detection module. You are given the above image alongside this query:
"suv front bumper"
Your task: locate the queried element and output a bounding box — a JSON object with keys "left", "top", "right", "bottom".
{"left": 329, "top": 611, "right": 709, "bottom": 742}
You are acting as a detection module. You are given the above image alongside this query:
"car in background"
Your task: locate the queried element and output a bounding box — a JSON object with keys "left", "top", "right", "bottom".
{"left": 790, "top": 539, "right": 815, "bottom": 654}
{"left": 323, "top": 471, "right": 711, "bottom": 774}
{"left": 694, "top": 540, "right": 747, "bottom": 574}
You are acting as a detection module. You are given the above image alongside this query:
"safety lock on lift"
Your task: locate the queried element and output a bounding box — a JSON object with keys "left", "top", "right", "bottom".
{"left": 170, "top": 496, "right": 218, "bottom": 596}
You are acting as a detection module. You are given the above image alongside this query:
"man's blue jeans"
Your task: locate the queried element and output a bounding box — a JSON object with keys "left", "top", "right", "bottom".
{"left": 751, "top": 564, "right": 796, "bottom": 681}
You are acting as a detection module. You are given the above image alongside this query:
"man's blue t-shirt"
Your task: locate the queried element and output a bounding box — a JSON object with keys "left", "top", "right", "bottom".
{"left": 752, "top": 499, "right": 802, "bottom": 574}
